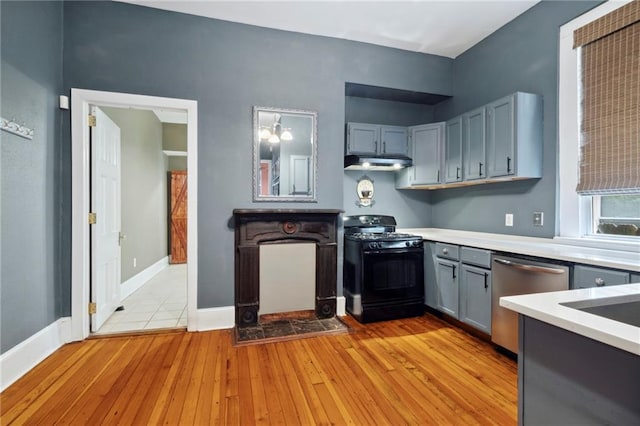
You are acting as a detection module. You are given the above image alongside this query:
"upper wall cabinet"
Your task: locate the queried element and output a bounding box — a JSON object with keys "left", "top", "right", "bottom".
{"left": 486, "top": 92, "right": 542, "bottom": 179}
{"left": 396, "top": 122, "right": 444, "bottom": 188}
{"left": 463, "top": 107, "right": 486, "bottom": 180}
{"left": 445, "top": 117, "right": 463, "bottom": 183}
{"left": 398, "top": 92, "right": 543, "bottom": 190}
{"left": 346, "top": 122, "right": 408, "bottom": 156}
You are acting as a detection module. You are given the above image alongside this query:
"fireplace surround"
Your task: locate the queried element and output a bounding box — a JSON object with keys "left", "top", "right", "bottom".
{"left": 233, "top": 209, "right": 342, "bottom": 326}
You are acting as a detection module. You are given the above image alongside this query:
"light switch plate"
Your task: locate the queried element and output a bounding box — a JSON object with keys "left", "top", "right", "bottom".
{"left": 505, "top": 213, "right": 514, "bottom": 227}
{"left": 533, "top": 212, "right": 544, "bottom": 227}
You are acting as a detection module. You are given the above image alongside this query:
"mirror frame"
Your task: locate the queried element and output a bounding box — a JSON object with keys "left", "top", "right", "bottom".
{"left": 252, "top": 106, "right": 318, "bottom": 202}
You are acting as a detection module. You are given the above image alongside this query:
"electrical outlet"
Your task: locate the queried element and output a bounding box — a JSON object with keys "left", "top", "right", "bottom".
{"left": 133, "top": 257, "right": 137, "bottom": 268}
{"left": 533, "top": 212, "right": 544, "bottom": 227}
{"left": 505, "top": 213, "right": 514, "bottom": 227}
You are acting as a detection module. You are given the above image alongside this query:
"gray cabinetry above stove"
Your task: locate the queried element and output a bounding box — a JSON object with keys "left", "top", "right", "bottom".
{"left": 346, "top": 122, "right": 408, "bottom": 156}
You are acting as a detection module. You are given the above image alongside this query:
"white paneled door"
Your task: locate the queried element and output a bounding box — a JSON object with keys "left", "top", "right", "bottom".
{"left": 90, "top": 106, "right": 122, "bottom": 332}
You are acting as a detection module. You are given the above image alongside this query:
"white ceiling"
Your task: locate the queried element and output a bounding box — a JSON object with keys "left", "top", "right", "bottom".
{"left": 120, "top": 0, "right": 540, "bottom": 59}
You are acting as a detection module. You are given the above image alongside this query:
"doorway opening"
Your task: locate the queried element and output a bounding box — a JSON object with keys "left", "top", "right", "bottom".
{"left": 71, "top": 89, "right": 198, "bottom": 341}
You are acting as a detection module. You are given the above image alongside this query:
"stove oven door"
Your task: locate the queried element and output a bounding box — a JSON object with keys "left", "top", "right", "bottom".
{"left": 360, "top": 247, "right": 424, "bottom": 304}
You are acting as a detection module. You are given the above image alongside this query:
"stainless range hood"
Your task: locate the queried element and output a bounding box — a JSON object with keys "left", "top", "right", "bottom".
{"left": 344, "top": 154, "right": 413, "bottom": 171}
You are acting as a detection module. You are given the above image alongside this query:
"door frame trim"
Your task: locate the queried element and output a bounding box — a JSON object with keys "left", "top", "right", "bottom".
{"left": 71, "top": 88, "right": 198, "bottom": 340}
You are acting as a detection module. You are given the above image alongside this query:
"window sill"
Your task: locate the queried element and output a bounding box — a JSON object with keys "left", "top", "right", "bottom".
{"left": 554, "top": 236, "right": 640, "bottom": 254}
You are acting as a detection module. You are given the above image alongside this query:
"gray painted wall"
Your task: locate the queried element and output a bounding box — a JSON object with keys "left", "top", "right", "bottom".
{"left": 344, "top": 171, "right": 431, "bottom": 228}
{"left": 101, "top": 107, "right": 168, "bottom": 282}
{"left": 0, "top": 1, "right": 63, "bottom": 353}
{"left": 61, "top": 1, "right": 453, "bottom": 311}
{"left": 345, "top": 96, "right": 435, "bottom": 126}
{"left": 431, "top": 1, "right": 599, "bottom": 237}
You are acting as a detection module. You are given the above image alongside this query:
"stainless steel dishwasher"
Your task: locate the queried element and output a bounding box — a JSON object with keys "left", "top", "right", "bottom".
{"left": 491, "top": 254, "right": 570, "bottom": 353}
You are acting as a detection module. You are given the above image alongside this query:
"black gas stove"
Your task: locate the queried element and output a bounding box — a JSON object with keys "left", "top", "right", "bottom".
{"left": 343, "top": 215, "right": 425, "bottom": 323}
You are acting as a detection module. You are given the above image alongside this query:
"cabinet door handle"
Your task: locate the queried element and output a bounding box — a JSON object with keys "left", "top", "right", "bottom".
{"left": 507, "top": 156, "right": 512, "bottom": 173}
{"left": 375, "top": 140, "right": 378, "bottom": 152}
{"left": 595, "top": 277, "right": 605, "bottom": 287}
{"left": 456, "top": 167, "right": 460, "bottom": 180}
{"left": 437, "top": 170, "right": 440, "bottom": 182}
{"left": 479, "top": 162, "right": 483, "bottom": 176}
{"left": 483, "top": 272, "right": 488, "bottom": 289}
{"left": 451, "top": 265, "right": 457, "bottom": 279}
{"left": 383, "top": 141, "right": 386, "bottom": 153}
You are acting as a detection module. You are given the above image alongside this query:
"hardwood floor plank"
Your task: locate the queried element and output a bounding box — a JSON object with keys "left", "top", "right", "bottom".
{"left": 8, "top": 339, "right": 127, "bottom": 425}
{"left": 0, "top": 314, "right": 518, "bottom": 426}
{"left": 0, "top": 341, "right": 98, "bottom": 424}
{"left": 75, "top": 336, "right": 152, "bottom": 425}
{"left": 145, "top": 332, "right": 194, "bottom": 424}
{"left": 193, "top": 331, "right": 221, "bottom": 425}
{"left": 245, "top": 345, "right": 271, "bottom": 425}
{"left": 286, "top": 341, "right": 332, "bottom": 425}
{"left": 274, "top": 343, "right": 316, "bottom": 425}
{"left": 128, "top": 333, "right": 185, "bottom": 424}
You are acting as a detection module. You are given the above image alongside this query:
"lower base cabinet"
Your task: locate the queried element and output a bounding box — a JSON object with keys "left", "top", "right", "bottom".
{"left": 436, "top": 258, "right": 459, "bottom": 318}
{"left": 573, "top": 264, "right": 630, "bottom": 289}
{"left": 460, "top": 264, "right": 491, "bottom": 333}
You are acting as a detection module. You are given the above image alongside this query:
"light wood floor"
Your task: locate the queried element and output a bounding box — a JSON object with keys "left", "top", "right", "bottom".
{"left": 1, "top": 314, "right": 517, "bottom": 425}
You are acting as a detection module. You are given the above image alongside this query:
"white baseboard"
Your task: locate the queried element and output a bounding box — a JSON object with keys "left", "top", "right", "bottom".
{"left": 0, "top": 317, "right": 71, "bottom": 392}
{"left": 193, "top": 306, "right": 235, "bottom": 331}
{"left": 120, "top": 256, "right": 169, "bottom": 300}
{"left": 336, "top": 296, "right": 346, "bottom": 316}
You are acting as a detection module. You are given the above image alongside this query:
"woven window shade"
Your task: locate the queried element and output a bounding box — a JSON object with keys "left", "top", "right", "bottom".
{"left": 574, "top": 0, "right": 640, "bottom": 194}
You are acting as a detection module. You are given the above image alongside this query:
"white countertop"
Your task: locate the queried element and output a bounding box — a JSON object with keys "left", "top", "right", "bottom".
{"left": 397, "top": 228, "right": 640, "bottom": 272}
{"left": 500, "top": 284, "right": 640, "bottom": 356}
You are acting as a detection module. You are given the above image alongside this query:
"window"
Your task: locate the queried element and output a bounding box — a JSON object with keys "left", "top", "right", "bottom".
{"left": 558, "top": 0, "right": 640, "bottom": 246}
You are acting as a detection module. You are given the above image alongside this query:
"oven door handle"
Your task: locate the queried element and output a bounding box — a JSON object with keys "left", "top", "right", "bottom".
{"left": 363, "top": 249, "right": 422, "bottom": 255}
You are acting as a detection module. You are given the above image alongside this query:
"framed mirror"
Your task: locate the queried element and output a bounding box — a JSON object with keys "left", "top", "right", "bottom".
{"left": 253, "top": 106, "right": 318, "bottom": 202}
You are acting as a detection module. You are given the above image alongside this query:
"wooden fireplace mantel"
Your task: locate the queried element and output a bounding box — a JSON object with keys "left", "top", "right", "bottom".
{"left": 232, "top": 209, "right": 342, "bottom": 326}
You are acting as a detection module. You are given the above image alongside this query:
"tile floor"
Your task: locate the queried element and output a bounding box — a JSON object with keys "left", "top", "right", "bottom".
{"left": 94, "top": 264, "right": 187, "bottom": 335}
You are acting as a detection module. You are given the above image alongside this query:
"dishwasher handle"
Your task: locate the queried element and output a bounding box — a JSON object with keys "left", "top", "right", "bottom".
{"left": 493, "top": 258, "right": 566, "bottom": 275}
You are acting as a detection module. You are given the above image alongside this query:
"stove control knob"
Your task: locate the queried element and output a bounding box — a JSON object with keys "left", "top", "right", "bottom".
{"left": 369, "top": 242, "right": 378, "bottom": 249}
{"left": 405, "top": 241, "right": 412, "bottom": 247}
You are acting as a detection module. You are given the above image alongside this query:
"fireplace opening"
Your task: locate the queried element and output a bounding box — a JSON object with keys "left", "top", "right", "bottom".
{"left": 259, "top": 242, "right": 316, "bottom": 316}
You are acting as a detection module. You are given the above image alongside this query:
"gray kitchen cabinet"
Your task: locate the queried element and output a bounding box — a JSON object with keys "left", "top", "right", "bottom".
{"left": 572, "top": 265, "right": 630, "bottom": 289}
{"left": 435, "top": 242, "right": 460, "bottom": 318}
{"left": 460, "top": 264, "right": 492, "bottom": 333}
{"left": 460, "top": 247, "right": 492, "bottom": 334}
{"left": 346, "top": 122, "right": 408, "bottom": 156}
{"left": 631, "top": 273, "right": 640, "bottom": 283}
{"left": 463, "top": 107, "right": 486, "bottom": 181}
{"left": 486, "top": 92, "right": 542, "bottom": 178}
{"left": 346, "top": 122, "right": 379, "bottom": 155}
{"left": 396, "top": 122, "right": 444, "bottom": 188}
{"left": 445, "top": 117, "right": 463, "bottom": 183}
{"left": 424, "top": 242, "right": 438, "bottom": 309}
{"left": 436, "top": 258, "right": 459, "bottom": 318}
{"left": 381, "top": 126, "right": 409, "bottom": 156}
